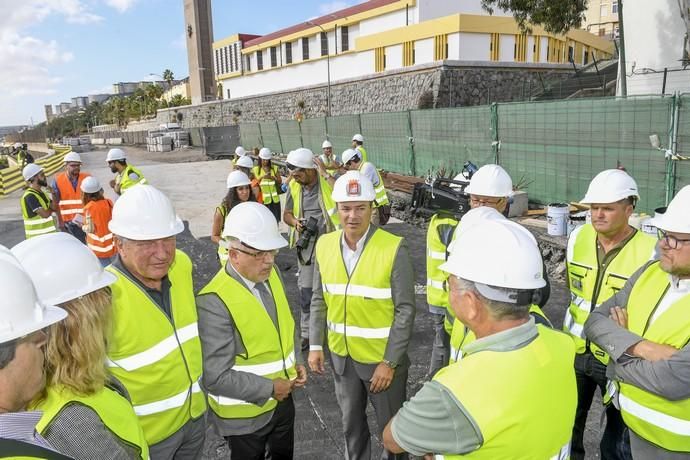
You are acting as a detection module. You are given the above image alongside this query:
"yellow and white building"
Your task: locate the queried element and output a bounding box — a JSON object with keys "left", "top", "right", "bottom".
{"left": 213, "top": 0, "right": 614, "bottom": 100}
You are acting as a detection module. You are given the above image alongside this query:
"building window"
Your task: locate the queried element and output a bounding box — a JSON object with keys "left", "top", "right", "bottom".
{"left": 227, "top": 89, "right": 231, "bottom": 99}
{"left": 245, "top": 55, "right": 251, "bottom": 72}
{"left": 403, "top": 41, "right": 414, "bottom": 66}
{"left": 302, "top": 37, "right": 310, "bottom": 60}
{"left": 375, "top": 47, "right": 385, "bottom": 72}
{"left": 341, "top": 26, "right": 349, "bottom": 52}
{"left": 224, "top": 47, "right": 229, "bottom": 73}
{"left": 434, "top": 34, "right": 448, "bottom": 60}
{"left": 514, "top": 34, "right": 527, "bottom": 62}
{"left": 568, "top": 45, "right": 574, "bottom": 62}
{"left": 270, "top": 46, "right": 277, "bottom": 67}
{"left": 285, "top": 42, "right": 293, "bottom": 64}
{"left": 612, "top": 2, "right": 618, "bottom": 14}
{"left": 214, "top": 49, "right": 220, "bottom": 75}
{"left": 533, "top": 36, "right": 541, "bottom": 62}
{"left": 257, "top": 51, "right": 263, "bottom": 70}
{"left": 490, "top": 33, "right": 500, "bottom": 61}
{"left": 320, "top": 32, "right": 329, "bottom": 56}
{"left": 600, "top": 4, "right": 608, "bottom": 16}
{"left": 584, "top": 48, "right": 590, "bottom": 65}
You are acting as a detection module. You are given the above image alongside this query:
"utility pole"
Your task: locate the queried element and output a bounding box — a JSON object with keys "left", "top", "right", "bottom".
{"left": 617, "top": 0, "right": 627, "bottom": 96}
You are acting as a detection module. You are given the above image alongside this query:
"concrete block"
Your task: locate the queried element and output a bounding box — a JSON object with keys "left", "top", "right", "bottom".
{"left": 106, "top": 138, "right": 123, "bottom": 145}
{"left": 508, "top": 190, "right": 528, "bottom": 217}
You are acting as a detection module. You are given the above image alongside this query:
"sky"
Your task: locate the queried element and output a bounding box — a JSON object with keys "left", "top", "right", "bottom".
{"left": 0, "top": 0, "right": 357, "bottom": 127}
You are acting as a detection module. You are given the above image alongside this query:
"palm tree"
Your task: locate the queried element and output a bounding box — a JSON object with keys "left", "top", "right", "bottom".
{"left": 163, "top": 69, "right": 174, "bottom": 98}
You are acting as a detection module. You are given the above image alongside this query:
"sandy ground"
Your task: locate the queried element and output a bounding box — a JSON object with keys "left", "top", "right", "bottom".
{"left": 0, "top": 146, "right": 604, "bottom": 459}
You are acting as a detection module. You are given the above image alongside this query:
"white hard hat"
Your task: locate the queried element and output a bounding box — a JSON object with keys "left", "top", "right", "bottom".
{"left": 222, "top": 201, "right": 287, "bottom": 250}
{"left": 235, "top": 146, "right": 247, "bottom": 157}
{"left": 322, "top": 140, "right": 333, "bottom": 149}
{"left": 108, "top": 185, "right": 184, "bottom": 240}
{"left": 12, "top": 233, "right": 117, "bottom": 306}
{"left": 0, "top": 246, "right": 67, "bottom": 344}
{"left": 580, "top": 169, "right": 639, "bottom": 204}
{"left": 332, "top": 170, "right": 376, "bottom": 203}
{"left": 236, "top": 155, "right": 254, "bottom": 169}
{"left": 464, "top": 164, "right": 513, "bottom": 197}
{"left": 106, "top": 148, "right": 126, "bottom": 162}
{"left": 341, "top": 149, "right": 360, "bottom": 165}
{"left": 22, "top": 163, "right": 43, "bottom": 181}
{"left": 80, "top": 176, "right": 101, "bottom": 194}
{"left": 258, "top": 148, "right": 272, "bottom": 160}
{"left": 286, "top": 148, "right": 315, "bottom": 169}
{"left": 64, "top": 152, "right": 82, "bottom": 164}
{"left": 448, "top": 207, "right": 506, "bottom": 254}
{"left": 226, "top": 170, "right": 251, "bottom": 189}
{"left": 352, "top": 134, "right": 364, "bottom": 143}
{"left": 441, "top": 219, "right": 545, "bottom": 293}
{"left": 14, "top": 142, "right": 22, "bottom": 149}
{"left": 650, "top": 185, "right": 690, "bottom": 234}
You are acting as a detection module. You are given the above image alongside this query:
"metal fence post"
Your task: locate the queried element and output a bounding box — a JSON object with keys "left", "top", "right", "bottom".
{"left": 490, "top": 103, "right": 500, "bottom": 164}
{"left": 324, "top": 116, "right": 330, "bottom": 140}
{"left": 257, "top": 123, "right": 264, "bottom": 147}
{"left": 276, "top": 121, "right": 284, "bottom": 154}
{"left": 406, "top": 110, "right": 416, "bottom": 176}
{"left": 666, "top": 93, "right": 680, "bottom": 204}
{"left": 298, "top": 120, "right": 304, "bottom": 147}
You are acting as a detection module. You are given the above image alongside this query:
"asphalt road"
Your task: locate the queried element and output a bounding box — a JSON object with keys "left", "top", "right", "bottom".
{"left": 0, "top": 147, "right": 604, "bottom": 459}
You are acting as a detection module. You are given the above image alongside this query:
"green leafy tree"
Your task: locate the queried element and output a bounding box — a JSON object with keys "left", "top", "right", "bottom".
{"left": 163, "top": 69, "right": 175, "bottom": 93}
{"left": 169, "top": 94, "right": 191, "bottom": 107}
{"left": 481, "top": 0, "right": 588, "bottom": 34}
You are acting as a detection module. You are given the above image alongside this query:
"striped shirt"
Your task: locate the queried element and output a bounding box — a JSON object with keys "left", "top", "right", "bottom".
{"left": 0, "top": 411, "right": 55, "bottom": 451}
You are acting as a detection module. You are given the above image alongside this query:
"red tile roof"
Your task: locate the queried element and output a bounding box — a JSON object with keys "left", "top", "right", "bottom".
{"left": 243, "top": 0, "right": 401, "bottom": 47}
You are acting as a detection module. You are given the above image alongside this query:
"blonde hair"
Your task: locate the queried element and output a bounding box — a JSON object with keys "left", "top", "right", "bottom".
{"left": 43, "top": 288, "right": 113, "bottom": 397}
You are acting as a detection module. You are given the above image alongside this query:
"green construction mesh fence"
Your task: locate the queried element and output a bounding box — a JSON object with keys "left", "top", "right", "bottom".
{"left": 674, "top": 94, "right": 690, "bottom": 195}
{"left": 277, "top": 120, "right": 302, "bottom": 153}
{"left": 360, "top": 111, "right": 412, "bottom": 174}
{"left": 411, "top": 106, "right": 495, "bottom": 177}
{"left": 497, "top": 96, "right": 671, "bottom": 213}
{"left": 259, "top": 122, "right": 282, "bottom": 153}
{"left": 325, "top": 114, "right": 361, "bottom": 156}
{"left": 240, "top": 123, "right": 262, "bottom": 149}
{"left": 300, "top": 118, "right": 328, "bottom": 155}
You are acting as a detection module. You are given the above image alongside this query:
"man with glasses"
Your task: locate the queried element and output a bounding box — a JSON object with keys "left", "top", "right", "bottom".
{"left": 106, "top": 148, "right": 147, "bottom": 195}
{"left": 585, "top": 184, "right": 690, "bottom": 458}
{"left": 308, "top": 171, "right": 415, "bottom": 460}
{"left": 21, "top": 164, "right": 58, "bottom": 239}
{"left": 107, "top": 185, "right": 206, "bottom": 459}
{"left": 198, "top": 201, "right": 307, "bottom": 459}
{"left": 566, "top": 169, "right": 657, "bottom": 460}
{"left": 0, "top": 248, "right": 68, "bottom": 458}
{"left": 283, "top": 148, "right": 340, "bottom": 351}
{"left": 341, "top": 148, "right": 390, "bottom": 225}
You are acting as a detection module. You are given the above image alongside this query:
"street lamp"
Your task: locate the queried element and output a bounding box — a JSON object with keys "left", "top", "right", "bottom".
{"left": 306, "top": 20, "right": 331, "bottom": 117}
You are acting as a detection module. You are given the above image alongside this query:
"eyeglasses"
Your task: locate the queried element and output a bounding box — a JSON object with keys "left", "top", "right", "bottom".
{"left": 232, "top": 246, "right": 279, "bottom": 259}
{"left": 658, "top": 230, "right": 690, "bottom": 249}
{"left": 470, "top": 197, "right": 503, "bottom": 206}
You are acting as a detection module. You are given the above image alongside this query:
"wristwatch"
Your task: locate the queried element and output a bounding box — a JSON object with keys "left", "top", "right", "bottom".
{"left": 382, "top": 359, "right": 398, "bottom": 369}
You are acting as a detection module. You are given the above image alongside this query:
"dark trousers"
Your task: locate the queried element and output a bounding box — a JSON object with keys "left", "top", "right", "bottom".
{"left": 299, "top": 287, "right": 312, "bottom": 340}
{"left": 265, "top": 201, "right": 282, "bottom": 224}
{"left": 226, "top": 396, "right": 295, "bottom": 460}
{"left": 571, "top": 351, "right": 631, "bottom": 460}
{"left": 428, "top": 312, "right": 450, "bottom": 376}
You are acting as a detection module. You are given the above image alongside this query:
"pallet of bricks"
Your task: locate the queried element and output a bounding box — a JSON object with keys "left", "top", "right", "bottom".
{"left": 146, "top": 129, "right": 189, "bottom": 152}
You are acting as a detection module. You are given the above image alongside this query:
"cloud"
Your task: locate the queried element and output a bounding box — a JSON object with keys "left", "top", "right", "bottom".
{"left": 318, "top": 1, "right": 353, "bottom": 15}
{"left": 104, "top": 0, "right": 138, "bottom": 13}
{"left": 88, "top": 84, "right": 114, "bottom": 95}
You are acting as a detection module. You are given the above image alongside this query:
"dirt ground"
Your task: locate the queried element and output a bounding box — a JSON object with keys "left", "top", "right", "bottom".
{"left": 0, "top": 146, "right": 605, "bottom": 459}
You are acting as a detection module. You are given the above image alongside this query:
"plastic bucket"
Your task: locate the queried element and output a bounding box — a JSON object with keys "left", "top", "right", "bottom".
{"left": 547, "top": 203, "right": 569, "bottom": 236}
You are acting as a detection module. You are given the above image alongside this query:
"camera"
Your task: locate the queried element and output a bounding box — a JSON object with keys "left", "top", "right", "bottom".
{"left": 295, "top": 216, "right": 319, "bottom": 252}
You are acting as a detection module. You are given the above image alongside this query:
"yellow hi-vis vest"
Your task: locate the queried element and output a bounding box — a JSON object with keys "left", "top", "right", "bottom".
{"left": 199, "top": 267, "right": 297, "bottom": 419}
{"left": 426, "top": 214, "right": 459, "bottom": 323}
{"left": 355, "top": 145, "right": 368, "bottom": 163}
{"left": 118, "top": 165, "right": 148, "bottom": 193}
{"left": 564, "top": 224, "right": 656, "bottom": 364}
{"left": 287, "top": 177, "right": 340, "bottom": 248}
{"left": 252, "top": 165, "right": 280, "bottom": 205}
{"left": 106, "top": 250, "right": 206, "bottom": 446}
{"left": 615, "top": 262, "right": 690, "bottom": 452}
{"left": 358, "top": 162, "right": 389, "bottom": 207}
{"left": 33, "top": 384, "right": 149, "bottom": 460}
{"left": 21, "top": 188, "right": 57, "bottom": 239}
{"left": 449, "top": 306, "right": 551, "bottom": 364}
{"left": 316, "top": 228, "right": 402, "bottom": 364}
{"left": 434, "top": 325, "right": 576, "bottom": 459}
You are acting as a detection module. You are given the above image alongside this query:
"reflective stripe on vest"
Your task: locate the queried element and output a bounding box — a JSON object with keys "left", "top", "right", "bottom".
{"left": 287, "top": 177, "right": 340, "bottom": 248}
{"left": 253, "top": 165, "right": 280, "bottom": 205}
{"left": 84, "top": 199, "right": 116, "bottom": 258}
{"left": 434, "top": 325, "right": 577, "bottom": 459}
{"left": 119, "top": 165, "right": 147, "bottom": 193}
{"left": 316, "top": 228, "right": 401, "bottom": 363}
{"left": 21, "top": 189, "right": 57, "bottom": 239}
{"left": 106, "top": 250, "right": 205, "bottom": 445}
{"left": 564, "top": 224, "right": 656, "bottom": 364}
{"left": 198, "top": 267, "right": 297, "bottom": 419}
{"left": 617, "top": 261, "right": 690, "bottom": 451}
{"left": 55, "top": 172, "right": 88, "bottom": 221}
{"left": 33, "top": 384, "right": 149, "bottom": 460}
{"left": 426, "top": 214, "right": 459, "bottom": 322}
{"left": 358, "top": 162, "right": 389, "bottom": 207}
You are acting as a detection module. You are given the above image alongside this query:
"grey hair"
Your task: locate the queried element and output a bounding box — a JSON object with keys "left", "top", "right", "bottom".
{"left": 455, "top": 277, "right": 530, "bottom": 321}
{"left": 0, "top": 340, "right": 17, "bottom": 370}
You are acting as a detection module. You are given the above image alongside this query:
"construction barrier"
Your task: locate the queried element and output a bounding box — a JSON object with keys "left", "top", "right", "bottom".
{"left": 0, "top": 145, "right": 72, "bottom": 197}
